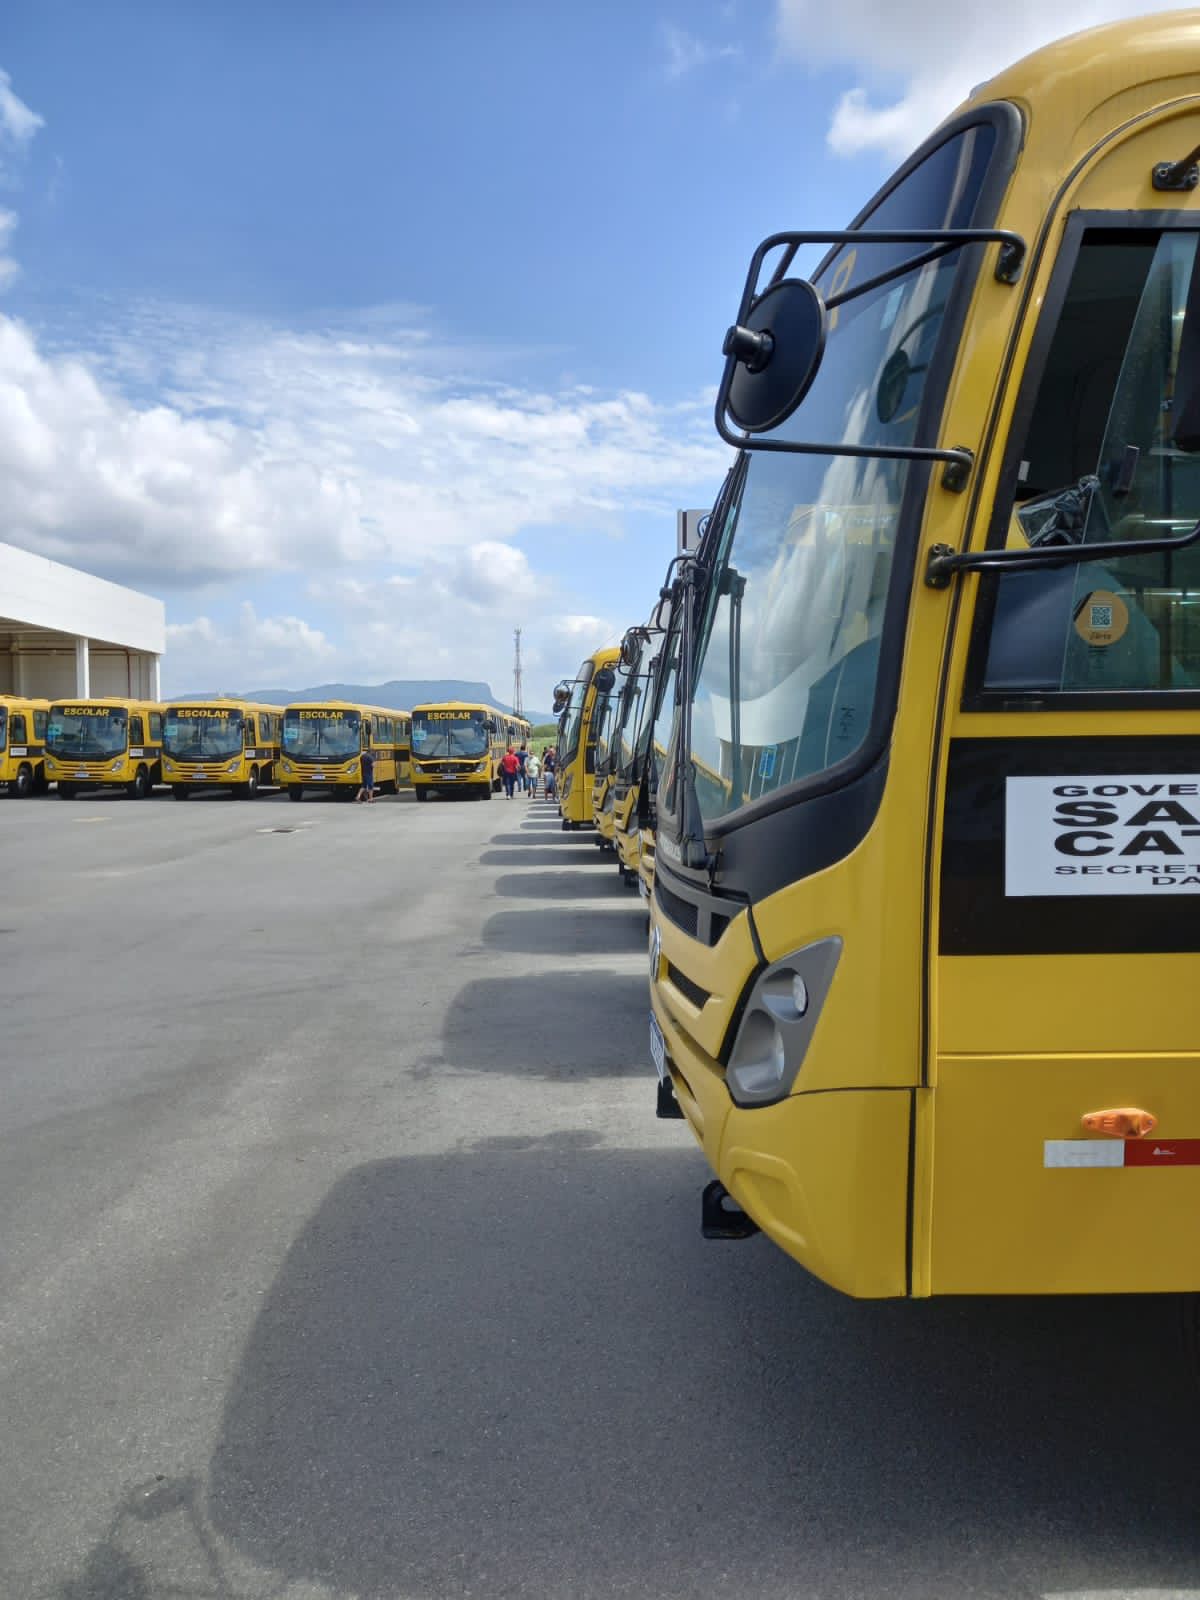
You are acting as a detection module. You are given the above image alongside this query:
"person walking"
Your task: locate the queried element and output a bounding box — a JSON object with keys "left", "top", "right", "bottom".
{"left": 500, "top": 744, "right": 520, "bottom": 799}
{"left": 356, "top": 744, "right": 376, "bottom": 804}
{"left": 516, "top": 742, "right": 530, "bottom": 793}
{"left": 524, "top": 750, "right": 540, "bottom": 798}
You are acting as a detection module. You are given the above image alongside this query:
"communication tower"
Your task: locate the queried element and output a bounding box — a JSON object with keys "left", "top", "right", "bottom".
{"left": 512, "top": 627, "right": 524, "bottom": 718}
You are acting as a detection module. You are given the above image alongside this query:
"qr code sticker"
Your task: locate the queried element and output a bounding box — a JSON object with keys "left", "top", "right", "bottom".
{"left": 1089, "top": 603, "right": 1114, "bottom": 629}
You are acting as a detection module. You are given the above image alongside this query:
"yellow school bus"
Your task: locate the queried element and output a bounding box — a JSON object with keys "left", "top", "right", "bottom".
{"left": 410, "top": 700, "right": 504, "bottom": 800}
{"left": 556, "top": 646, "right": 620, "bottom": 830}
{"left": 650, "top": 12, "right": 1200, "bottom": 1297}
{"left": 0, "top": 696, "right": 50, "bottom": 797}
{"left": 278, "top": 701, "right": 408, "bottom": 800}
{"left": 45, "top": 698, "right": 164, "bottom": 799}
{"left": 609, "top": 619, "right": 669, "bottom": 888}
{"left": 396, "top": 712, "right": 413, "bottom": 786}
{"left": 590, "top": 659, "right": 624, "bottom": 849}
{"left": 161, "top": 699, "right": 282, "bottom": 798}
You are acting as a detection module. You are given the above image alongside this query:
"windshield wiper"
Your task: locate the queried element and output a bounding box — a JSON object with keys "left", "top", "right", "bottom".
{"left": 722, "top": 565, "right": 746, "bottom": 811}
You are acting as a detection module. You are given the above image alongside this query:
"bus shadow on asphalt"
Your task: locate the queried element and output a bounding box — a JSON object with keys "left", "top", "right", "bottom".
{"left": 442, "top": 970, "right": 647, "bottom": 1077}
{"left": 487, "top": 831, "right": 587, "bottom": 847}
{"left": 492, "top": 870, "right": 627, "bottom": 901}
{"left": 481, "top": 906, "right": 644, "bottom": 955}
{"left": 480, "top": 848, "right": 609, "bottom": 868}
{"left": 202, "top": 1149, "right": 1200, "bottom": 1600}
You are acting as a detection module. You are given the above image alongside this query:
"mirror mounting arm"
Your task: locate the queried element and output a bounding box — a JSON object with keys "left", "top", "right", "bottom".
{"left": 924, "top": 518, "right": 1200, "bottom": 589}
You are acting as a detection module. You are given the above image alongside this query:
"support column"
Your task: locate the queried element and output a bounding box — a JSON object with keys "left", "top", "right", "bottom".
{"left": 13, "top": 647, "right": 28, "bottom": 695}
{"left": 151, "top": 654, "right": 161, "bottom": 702}
{"left": 75, "top": 636, "right": 90, "bottom": 698}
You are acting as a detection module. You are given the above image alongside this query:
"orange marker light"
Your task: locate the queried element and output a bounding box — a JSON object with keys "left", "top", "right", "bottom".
{"left": 1081, "top": 1107, "right": 1157, "bottom": 1139}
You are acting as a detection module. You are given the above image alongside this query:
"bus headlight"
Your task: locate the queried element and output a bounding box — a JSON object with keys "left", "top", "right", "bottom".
{"left": 476, "top": 761, "right": 490, "bottom": 773}
{"left": 109, "top": 760, "right": 122, "bottom": 773}
{"left": 725, "top": 938, "right": 841, "bottom": 1107}
{"left": 281, "top": 758, "right": 293, "bottom": 773}
{"left": 224, "top": 761, "right": 239, "bottom": 773}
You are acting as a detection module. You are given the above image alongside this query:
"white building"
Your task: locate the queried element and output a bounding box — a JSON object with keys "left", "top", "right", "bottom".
{"left": 0, "top": 541, "right": 165, "bottom": 700}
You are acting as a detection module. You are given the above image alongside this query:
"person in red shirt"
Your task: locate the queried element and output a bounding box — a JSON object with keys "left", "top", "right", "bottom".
{"left": 500, "top": 745, "right": 520, "bottom": 798}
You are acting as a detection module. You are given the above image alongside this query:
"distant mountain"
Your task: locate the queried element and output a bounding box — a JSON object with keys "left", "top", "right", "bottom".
{"left": 217, "top": 679, "right": 555, "bottom": 724}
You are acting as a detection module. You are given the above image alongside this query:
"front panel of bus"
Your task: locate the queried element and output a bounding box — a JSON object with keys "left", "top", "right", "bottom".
{"left": 279, "top": 706, "right": 363, "bottom": 796}
{"left": 45, "top": 703, "right": 162, "bottom": 797}
{"left": 163, "top": 705, "right": 254, "bottom": 795}
{"left": 410, "top": 708, "right": 494, "bottom": 796}
{"left": 0, "top": 701, "right": 48, "bottom": 795}
{"left": 611, "top": 641, "right": 658, "bottom": 876}
{"left": 649, "top": 63, "right": 1200, "bottom": 1298}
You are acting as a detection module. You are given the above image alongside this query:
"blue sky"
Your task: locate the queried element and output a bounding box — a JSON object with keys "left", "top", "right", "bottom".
{"left": 0, "top": 0, "right": 1184, "bottom": 701}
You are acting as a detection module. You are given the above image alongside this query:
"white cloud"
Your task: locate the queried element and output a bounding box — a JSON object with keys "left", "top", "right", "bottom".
{"left": 775, "top": 0, "right": 1193, "bottom": 156}
{"left": 0, "top": 69, "right": 42, "bottom": 148}
{"left": 165, "top": 602, "right": 334, "bottom": 691}
{"left": 0, "top": 301, "right": 726, "bottom": 591}
{"left": 661, "top": 23, "right": 740, "bottom": 81}
{"left": 161, "top": 544, "right": 618, "bottom": 703}
{"left": 0, "top": 66, "right": 42, "bottom": 289}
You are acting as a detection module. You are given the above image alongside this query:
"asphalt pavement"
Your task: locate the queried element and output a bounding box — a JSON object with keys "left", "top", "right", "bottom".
{"left": 1, "top": 784, "right": 1198, "bottom": 1600}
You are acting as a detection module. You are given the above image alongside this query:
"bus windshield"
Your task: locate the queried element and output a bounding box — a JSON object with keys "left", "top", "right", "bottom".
{"left": 47, "top": 707, "right": 129, "bottom": 759}
{"left": 281, "top": 709, "right": 361, "bottom": 761}
{"left": 163, "top": 709, "right": 244, "bottom": 760}
{"left": 561, "top": 662, "right": 594, "bottom": 765}
{"left": 0, "top": 708, "right": 6, "bottom": 750}
{"left": 683, "top": 122, "right": 996, "bottom": 827}
{"left": 411, "top": 711, "right": 489, "bottom": 758}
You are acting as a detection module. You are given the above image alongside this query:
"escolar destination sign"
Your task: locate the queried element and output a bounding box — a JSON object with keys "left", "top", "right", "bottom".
{"left": 1006, "top": 774, "right": 1200, "bottom": 895}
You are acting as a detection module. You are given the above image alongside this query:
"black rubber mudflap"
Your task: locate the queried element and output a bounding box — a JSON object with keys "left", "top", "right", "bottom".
{"left": 701, "top": 1180, "right": 760, "bottom": 1241}
{"left": 656, "top": 1078, "right": 685, "bottom": 1119}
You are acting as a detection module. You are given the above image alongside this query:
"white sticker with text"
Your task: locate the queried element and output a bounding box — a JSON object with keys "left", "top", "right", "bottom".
{"left": 1005, "top": 774, "right": 1200, "bottom": 896}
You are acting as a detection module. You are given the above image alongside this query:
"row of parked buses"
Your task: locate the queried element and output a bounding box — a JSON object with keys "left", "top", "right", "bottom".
{"left": 0, "top": 693, "right": 531, "bottom": 801}
{"left": 553, "top": 13, "right": 1200, "bottom": 1306}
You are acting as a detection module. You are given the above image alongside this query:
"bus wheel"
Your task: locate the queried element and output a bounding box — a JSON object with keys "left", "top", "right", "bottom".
{"left": 288, "top": 785, "right": 304, "bottom": 801}
{"left": 244, "top": 766, "right": 260, "bottom": 798}
{"left": 415, "top": 787, "right": 429, "bottom": 802}
{"left": 483, "top": 785, "right": 492, "bottom": 800}
{"left": 57, "top": 783, "right": 77, "bottom": 800}
{"left": 13, "top": 763, "right": 33, "bottom": 798}
{"left": 127, "top": 766, "right": 150, "bottom": 800}
{"left": 173, "top": 786, "right": 191, "bottom": 800}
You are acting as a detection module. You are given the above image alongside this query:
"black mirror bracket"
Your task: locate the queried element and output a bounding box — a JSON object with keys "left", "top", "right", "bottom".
{"left": 925, "top": 517, "right": 1200, "bottom": 589}
{"left": 1152, "top": 145, "right": 1200, "bottom": 191}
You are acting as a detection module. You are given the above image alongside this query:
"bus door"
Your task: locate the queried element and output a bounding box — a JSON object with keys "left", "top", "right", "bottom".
{"left": 928, "top": 207, "right": 1200, "bottom": 1295}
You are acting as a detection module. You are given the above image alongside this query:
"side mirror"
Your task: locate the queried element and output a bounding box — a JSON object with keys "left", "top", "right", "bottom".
{"left": 721, "top": 278, "right": 826, "bottom": 434}
{"left": 593, "top": 667, "right": 616, "bottom": 694}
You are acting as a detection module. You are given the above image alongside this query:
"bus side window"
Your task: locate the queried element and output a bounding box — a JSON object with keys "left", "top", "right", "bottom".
{"left": 11, "top": 714, "right": 26, "bottom": 743}
{"left": 130, "top": 715, "right": 145, "bottom": 743}
{"left": 148, "top": 712, "right": 162, "bottom": 742}
{"left": 33, "top": 711, "right": 46, "bottom": 740}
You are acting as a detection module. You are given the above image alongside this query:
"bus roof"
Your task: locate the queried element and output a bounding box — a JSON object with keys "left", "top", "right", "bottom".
{"left": 281, "top": 700, "right": 410, "bottom": 717}
{"left": 48, "top": 696, "right": 164, "bottom": 711}
{"left": 958, "top": 12, "right": 1200, "bottom": 153}
{"left": 411, "top": 699, "right": 510, "bottom": 716}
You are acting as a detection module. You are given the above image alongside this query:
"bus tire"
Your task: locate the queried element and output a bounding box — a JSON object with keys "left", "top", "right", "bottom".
{"left": 33, "top": 766, "right": 49, "bottom": 794}
{"left": 415, "top": 787, "right": 429, "bottom": 802}
{"left": 288, "top": 785, "right": 304, "bottom": 801}
{"left": 13, "top": 763, "right": 33, "bottom": 798}
{"left": 244, "top": 766, "right": 260, "bottom": 797}
{"left": 127, "top": 766, "right": 150, "bottom": 800}
{"left": 483, "top": 785, "right": 492, "bottom": 800}
{"left": 58, "top": 783, "right": 77, "bottom": 800}
{"left": 173, "top": 786, "right": 191, "bottom": 800}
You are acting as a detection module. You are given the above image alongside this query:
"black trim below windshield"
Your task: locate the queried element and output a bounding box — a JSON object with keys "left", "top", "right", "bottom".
{"left": 661, "top": 100, "right": 1023, "bottom": 874}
